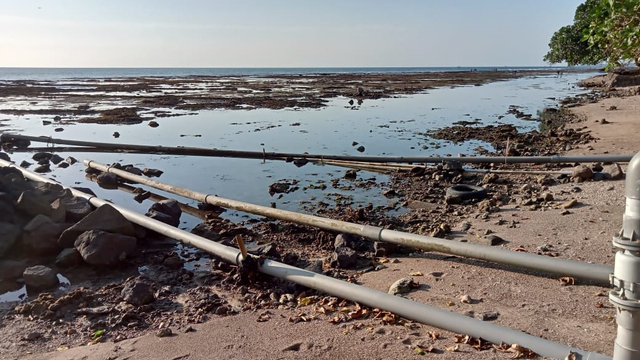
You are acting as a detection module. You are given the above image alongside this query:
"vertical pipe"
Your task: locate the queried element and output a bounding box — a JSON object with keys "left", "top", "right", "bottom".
{"left": 611, "top": 151, "right": 640, "bottom": 360}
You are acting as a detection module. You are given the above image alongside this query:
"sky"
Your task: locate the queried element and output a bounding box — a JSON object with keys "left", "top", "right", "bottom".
{"left": 0, "top": 0, "right": 585, "bottom": 68}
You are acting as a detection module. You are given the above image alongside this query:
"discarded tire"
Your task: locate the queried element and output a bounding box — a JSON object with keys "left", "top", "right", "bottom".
{"left": 445, "top": 184, "right": 487, "bottom": 203}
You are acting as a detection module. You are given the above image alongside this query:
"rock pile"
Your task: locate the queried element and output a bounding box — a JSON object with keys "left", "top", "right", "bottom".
{"left": 0, "top": 163, "right": 180, "bottom": 295}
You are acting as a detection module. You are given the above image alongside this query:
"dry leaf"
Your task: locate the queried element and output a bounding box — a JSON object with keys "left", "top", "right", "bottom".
{"left": 427, "top": 331, "right": 440, "bottom": 340}
{"left": 445, "top": 301, "right": 455, "bottom": 306}
{"left": 379, "top": 258, "right": 389, "bottom": 263}
{"left": 564, "top": 351, "right": 578, "bottom": 360}
{"left": 460, "top": 294, "right": 472, "bottom": 304}
{"left": 409, "top": 271, "right": 424, "bottom": 276}
{"left": 472, "top": 337, "right": 491, "bottom": 351}
{"left": 445, "top": 344, "right": 459, "bottom": 352}
{"left": 558, "top": 277, "right": 576, "bottom": 286}
{"left": 417, "top": 344, "right": 436, "bottom": 353}
{"left": 348, "top": 309, "right": 363, "bottom": 319}
{"left": 257, "top": 313, "right": 271, "bottom": 322}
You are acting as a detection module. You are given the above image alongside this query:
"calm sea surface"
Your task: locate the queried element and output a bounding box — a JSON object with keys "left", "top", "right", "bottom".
{"left": 0, "top": 69, "right": 598, "bottom": 302}
{"left": 0, "top": 66, "right": 574, "bottom": 81}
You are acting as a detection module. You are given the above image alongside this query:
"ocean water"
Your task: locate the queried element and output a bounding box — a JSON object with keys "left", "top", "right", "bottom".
{"left": 0, "top": 69, "right": 597, "bottom": 302}
{"left": 0, "top": 71, "right": 595, "bottom": 226}
{"left": 0, "top": 66, "right": 574, "bottom": 81}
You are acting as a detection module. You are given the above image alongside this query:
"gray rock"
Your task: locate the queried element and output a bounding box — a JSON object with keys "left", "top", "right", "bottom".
{"left": 146, "top": 199, "right": 181, "bottom": 227}
{"left": 74, "top": 230, "right": 137, "bottom": 265}
{"left": 330, "top": 247, "right": 357, "bottom": 268}
{"left": 146, "top": 210, "right": 178, "bottom": 226}
{"left": 0, "top": 200, "right": 17, "bottom": 223}
{"left": 571, "top": 165, "right": 594, "bottom": 181}
{"left": 476, "top": 311, "right": 500, "bottom": 321}
{"left": 605, "top": 163, "right": 624, "bottom": 180}
{"left": 593, "top": 172, "right": 611, "bottom": 181}
{"left": 190, "top": 222, "right": 221, "bottom": 241}
{"left": 334, "top": 233, "right": 357, "bottom": 250}
{"left": 21, "top": 214, "right": 71, "bottom": 255}
{"left": 122, "top": 279, "right": 155, "bottom": 305}
{"left": 388, "top": 277, "right": 416, "bottom": 295}
{"left": 55, "top": 248, "right": 83, "bottom": 268}
{"left": 66, "top": 156, "right": 78, "bottom": 165}
{"left": 0, "top": 260, "right": 29, "bottom": 281}
{"left": 52, "top": 196, "right": 93, "bottom": 222}
{"left": 0, "top": 152, "right": 10, "bottom": 161}
{"left": 485, "top": 235, "right": 505, "bottom": 246}
{"left": 58, "top": 204, "right": 135, "bottom": 248}
{"left": 23, "top": 265, "right": 59, "bottom": 289}
{"left": 32, "top": 152, "right": 53, "bottom": 162}
{"left": 57, "top": 162, "right": 69, "bottom": 169}
{"left": 0, "top": 222, "right": 21, "bottom": 257}
{"left": 16, "top": 190, "right": 66, "bottom": 222}
{"left": 19, "top": 160, "right": 31, "bottom": 168}
{"left": 541, "top": 192, "right": 554, "bottom": 201}
{"left": 50, "top": 154, "right": 64, "bottom": 164}
{"left": 34, "top": 164, "right": 51, "bottom": 173}
{"left": 374, "top": 241, "right": 397, "bottom": 257}
{"left": 142, "top": 168, "right": 163, "bottom": 177}
{"left": 96, "top": 173, "right": 119, "bottom": 189}
{"left": 304, "top": 259, "right": 324, "bottom": 274}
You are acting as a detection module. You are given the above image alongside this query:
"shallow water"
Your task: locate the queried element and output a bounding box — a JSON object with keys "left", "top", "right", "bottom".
{"left": 1, "top": 72, "right": 594, "bottom": 231}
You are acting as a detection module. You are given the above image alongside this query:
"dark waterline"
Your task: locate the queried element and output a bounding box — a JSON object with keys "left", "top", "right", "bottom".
{"left": 0, "top": 66, "right": 581, "bottom": 81}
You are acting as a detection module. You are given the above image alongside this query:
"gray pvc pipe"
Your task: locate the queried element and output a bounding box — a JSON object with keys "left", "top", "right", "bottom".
{"left": 1, "top": 133, "right": 633, "bottom": 164}
{"left": 84, "top": 159, "right": 613, "bottom": 283}
{"left": 0, "top": 158, "right": 611, "bottom": 360}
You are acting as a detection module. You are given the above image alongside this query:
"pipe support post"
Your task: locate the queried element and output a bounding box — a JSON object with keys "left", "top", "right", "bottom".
{"left": 611, "top": 151, "right": 640, "bottom": 360}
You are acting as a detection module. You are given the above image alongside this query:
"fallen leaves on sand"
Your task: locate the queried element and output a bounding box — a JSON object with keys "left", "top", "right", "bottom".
{"left": 257, "top": 311, "right": 271, "bottom": 322}
{"left": 445, "top": 344, "right": 459, "bottom": 352}
{"left": 558, "top": 277, "right": 576, "bottom": 286}
{"left": 409, "top": 271, "right": 424, "bottom": 276}
{"left": 493, "top": 342, "right": 537, "bottom": 359}
{"left": 427, "top": 331, "right": 440, "bottom": 340}
{"left": 416, "top": 344, "right": 436, "bottom": 355}
{"left": 564, "top": 351, "right": 578, "bottom": 360}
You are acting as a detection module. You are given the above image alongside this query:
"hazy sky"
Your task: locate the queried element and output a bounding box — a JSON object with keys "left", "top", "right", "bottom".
{"left": 0, "top": 0, "right": 584, "bottom": 68}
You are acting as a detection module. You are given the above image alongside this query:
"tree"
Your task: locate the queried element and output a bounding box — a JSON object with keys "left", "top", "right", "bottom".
{"left": 544, "top": 0, "right": 606, "bottom": 66}
{"left": 584, "top": 0, "right": 640, "bottom": 68}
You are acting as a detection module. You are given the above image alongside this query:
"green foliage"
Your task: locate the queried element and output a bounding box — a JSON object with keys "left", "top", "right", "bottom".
{"left": 584, "top": 0, "right": 640, "bottom": 69}
{"left": 544, "top": 0, "right": 606, "bottom": 66}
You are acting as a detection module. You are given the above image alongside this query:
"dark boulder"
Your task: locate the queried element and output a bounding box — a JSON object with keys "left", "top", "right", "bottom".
{"left": 58, "top": 204, "right": 135, "bottom": 248}
{"left": 74, "top": 230, "right": 137, "bottom": 265}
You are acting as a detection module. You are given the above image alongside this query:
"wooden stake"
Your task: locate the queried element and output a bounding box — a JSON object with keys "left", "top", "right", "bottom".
{"left": 235, "top": 235, "right": 248, "bottom": 260}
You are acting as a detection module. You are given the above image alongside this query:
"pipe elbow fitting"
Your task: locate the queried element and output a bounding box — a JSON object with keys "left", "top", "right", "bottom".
{"left": 625, "top": 151, "right": 640, "bottom": 200}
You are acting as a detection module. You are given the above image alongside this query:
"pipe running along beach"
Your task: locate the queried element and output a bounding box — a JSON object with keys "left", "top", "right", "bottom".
{"left": 0, "top": 158, "right": 612, "bottom": 360}
{"left": 83, "top": 159, "right": 612, "bottom": 283}
{"left": 0, "top": 133, "right": 633, "bottom": 164}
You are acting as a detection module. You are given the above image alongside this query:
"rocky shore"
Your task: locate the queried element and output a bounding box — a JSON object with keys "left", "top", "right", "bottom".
{"left": 1, "top": 71, "right": 639, "bottom": 359}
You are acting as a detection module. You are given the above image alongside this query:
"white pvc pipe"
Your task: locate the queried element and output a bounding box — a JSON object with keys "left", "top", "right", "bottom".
{"left": 84, "top": 159, "right": 613, "bottom": 283}
{"left": 0, "top": 158, "right": 611, "bottom": 360}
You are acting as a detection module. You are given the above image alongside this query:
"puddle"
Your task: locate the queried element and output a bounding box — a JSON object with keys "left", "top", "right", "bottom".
{"left": 0, "top": 274, "right": 72, "bottom": 304}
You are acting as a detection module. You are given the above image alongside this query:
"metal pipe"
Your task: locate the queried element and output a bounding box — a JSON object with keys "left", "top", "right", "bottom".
{"left": 1, "top": 133, "right": 633, "bottom": 164}
{"left": 610, "top": 151, "right": 640, "bottom": 360}
{"left": 84, "top": 159, "right": 613, "bottom": 283}
{"left": 0, "top": 158, "right": 612, "bottom": 360}
{"left": 318, "top": 159, "right": 574, "bottom": 175}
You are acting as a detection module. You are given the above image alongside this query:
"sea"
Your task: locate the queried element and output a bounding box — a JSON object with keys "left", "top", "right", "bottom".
{"left": 0, "top": 66, "right": 599, "bottom": 302}
{"left": 0, "top": 66, "right": 577, "bottom": 81}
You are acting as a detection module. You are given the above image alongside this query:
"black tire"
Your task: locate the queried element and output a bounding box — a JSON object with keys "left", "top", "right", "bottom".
{"left": 446, "top": 184, "right": 488, "bottom": 202}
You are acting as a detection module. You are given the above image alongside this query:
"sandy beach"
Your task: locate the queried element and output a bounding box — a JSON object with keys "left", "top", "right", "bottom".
{"left": 1, "top": 72, "right": 638, "bottom": 360}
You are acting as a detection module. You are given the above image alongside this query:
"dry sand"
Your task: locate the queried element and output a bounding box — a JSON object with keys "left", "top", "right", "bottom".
{"left": 12, "top": 85, "right": 640, "bottom": 360}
